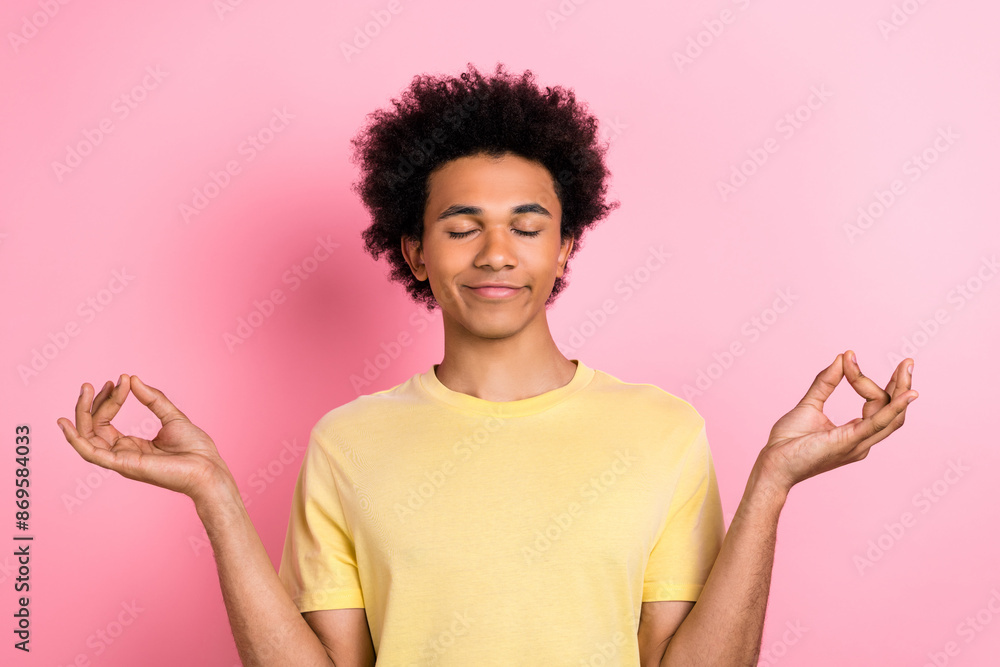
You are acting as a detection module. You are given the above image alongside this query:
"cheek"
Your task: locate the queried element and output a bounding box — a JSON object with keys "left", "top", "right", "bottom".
{"left": 420, "top": 247, "right": 464, "bottom": 300}
{"left": 424, "top": 250, "right": 463, "bottom": 282}
{"left": 538, "top": 242, "right": 567, "bottom": 272}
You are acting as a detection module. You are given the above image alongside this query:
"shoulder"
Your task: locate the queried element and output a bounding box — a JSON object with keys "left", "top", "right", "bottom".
{"left": 587, "top": 366, "right": 706, "bottom": 431}
{"left": 308, "top": 370, "right": 424, "bottom": 445}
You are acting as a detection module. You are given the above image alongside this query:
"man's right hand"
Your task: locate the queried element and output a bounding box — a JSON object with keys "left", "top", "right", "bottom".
{"left": 57, "top": 374, "right": 370, "bottom": 666}
{"left": 58, "top": 374, "right": 231, "bottom": 504}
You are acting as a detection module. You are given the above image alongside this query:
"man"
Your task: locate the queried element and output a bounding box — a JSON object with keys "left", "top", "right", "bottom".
{"left": 59, "top": 63, "right": 917, "bottom": 666}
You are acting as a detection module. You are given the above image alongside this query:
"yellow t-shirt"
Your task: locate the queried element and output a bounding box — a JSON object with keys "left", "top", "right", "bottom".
{"left": 278, "top": 359, "right": 725, "bottom": 665}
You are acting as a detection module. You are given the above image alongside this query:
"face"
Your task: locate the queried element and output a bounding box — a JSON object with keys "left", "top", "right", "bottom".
{"left": 401, "top": 151, "right": 573, "bottom": 340}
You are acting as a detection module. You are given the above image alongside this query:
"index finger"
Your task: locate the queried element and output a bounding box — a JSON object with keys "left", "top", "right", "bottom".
{"left": 844, "top": 350, "right": 891, "bottom": 404}
{"left": 58, "top": 417, "right": 118, "bottom": 470}
{"left": 128, "top": 375, "right": 189, "bottom": 425}
{"left": 849, "top": 384, "right": 919, "bottom": 444}
{"left": 92, "top": 374, "right": 131, "bottom": 427}
{"left": 74, "top": 383, "right": 97, "bottom": 439}
{"left": 883, "top": 357, "right": 914, "bottom": 399}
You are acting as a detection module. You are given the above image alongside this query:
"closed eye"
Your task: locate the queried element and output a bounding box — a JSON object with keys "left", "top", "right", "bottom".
{"left": 448, "top": 229, "right": 541, "bottom": 238}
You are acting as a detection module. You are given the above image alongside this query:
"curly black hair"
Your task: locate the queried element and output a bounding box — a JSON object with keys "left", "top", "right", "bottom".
{"left": 349, "top": 62, "right": 620, "bottom": 311}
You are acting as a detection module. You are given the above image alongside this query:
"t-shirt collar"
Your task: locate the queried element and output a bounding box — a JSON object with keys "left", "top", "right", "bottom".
{"left": 417, "top": 358, "right": 595, "bottom": 417}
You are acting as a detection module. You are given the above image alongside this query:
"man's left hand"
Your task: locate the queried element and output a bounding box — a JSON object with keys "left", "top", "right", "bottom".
{"left": 756, "top": 350, "right": 918, "bottom": 495}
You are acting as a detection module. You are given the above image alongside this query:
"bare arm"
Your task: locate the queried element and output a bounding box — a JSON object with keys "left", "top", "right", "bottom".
{"left": 58, "top": 374, "right": 375, "bottom": 666}
{"left": 194, "top": 471, "right": 375, "bottom": 666}
{"left": 643, "top": 351, "right": 917, "bottom": 666}
{"left": 645, "top": 462, "right": 784, "bottom": 666}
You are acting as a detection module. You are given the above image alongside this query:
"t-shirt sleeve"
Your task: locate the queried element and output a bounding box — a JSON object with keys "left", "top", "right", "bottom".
{"left": 277, "top": 421, "right": 366, "bottom": 612}
{"left": 642, "top": 420, "right": 726, "bottom": 602}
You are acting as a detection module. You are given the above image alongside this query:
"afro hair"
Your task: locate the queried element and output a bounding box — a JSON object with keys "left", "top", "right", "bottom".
{"left": 349, "top": 62, "right": 620, "bottom": 311}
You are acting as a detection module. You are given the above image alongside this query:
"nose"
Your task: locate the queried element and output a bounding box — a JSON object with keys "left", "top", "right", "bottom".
{"left": 475, "top": 225, "right": 518, "bottom": 270}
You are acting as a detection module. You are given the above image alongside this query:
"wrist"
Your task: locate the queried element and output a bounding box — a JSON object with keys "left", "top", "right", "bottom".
{"left": 192, "top": 466, "right": 242, "bottom": 516}
{"left": 743, "top": 457, "right": 790, "bottom": 514}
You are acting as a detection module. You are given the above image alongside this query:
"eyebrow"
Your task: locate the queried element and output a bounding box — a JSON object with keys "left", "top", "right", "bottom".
{"left": 434, "top": 203, "right": 552, "bottom": 222}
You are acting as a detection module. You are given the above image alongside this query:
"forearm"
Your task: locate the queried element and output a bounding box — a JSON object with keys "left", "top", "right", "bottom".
{"left": 194, "top": 472, "right": 334, "bottom": 667}
{"left": 660, "top": 460, "right": 787, "bottom": 667}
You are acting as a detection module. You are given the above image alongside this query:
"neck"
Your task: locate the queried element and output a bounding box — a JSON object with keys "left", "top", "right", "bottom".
{"left": 435, "top": 311, "right": 577, "bottom": 402}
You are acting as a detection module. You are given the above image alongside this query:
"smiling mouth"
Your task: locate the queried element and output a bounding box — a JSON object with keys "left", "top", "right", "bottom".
{"left": 465, "top": 286, "right": 523, "bottom": 299}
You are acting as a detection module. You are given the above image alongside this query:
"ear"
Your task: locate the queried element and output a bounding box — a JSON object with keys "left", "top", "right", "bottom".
{"left": 400, "top": 235, "right": 428, "bottom": 281}
{"left": 555, "top": 235, "right": 574, "bottom": 279}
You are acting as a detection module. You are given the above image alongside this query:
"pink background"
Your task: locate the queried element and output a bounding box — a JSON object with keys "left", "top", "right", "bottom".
{"left": 3, "top": 1, "right": 999, "bottom": 665}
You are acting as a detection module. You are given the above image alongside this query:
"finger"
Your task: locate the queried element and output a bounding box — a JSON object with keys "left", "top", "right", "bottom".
{"left": 91, "top": 380, "right": 115, "bottom": 413}
{"left": 57, "top": 417, "right": 119, "bottom": 471}
{"left": 886, "top": 358, "right": 914, "bottom": 400}
{"left": 884, "top": 363, "right": 900, "bottom": 397}
{"left": 74, "top": 383, "right": 97, "bottom": 439}
{"left": 849, "top": 388, "right": 918, "bottom": 444}
{"left": 844, "top": 350, "right": 891, "bottom": 405}
{"left": 797, "top": 353, "right": 845, "bottom": 412}
{"left": 851, "top": 407, "right": 908, "bottom": 454}
{"left": 92, "top": 374, "right": 131, "bottom": 427}
{"left": 129, "top": 375, "right": 189, "bottom": 425}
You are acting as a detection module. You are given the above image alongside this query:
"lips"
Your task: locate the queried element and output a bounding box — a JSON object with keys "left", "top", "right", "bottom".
{"left": 466, "top": 282, "right": 521, "bottom": 289}
{"left": 466, "top": 285, "right": 523, "bottom": 299}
